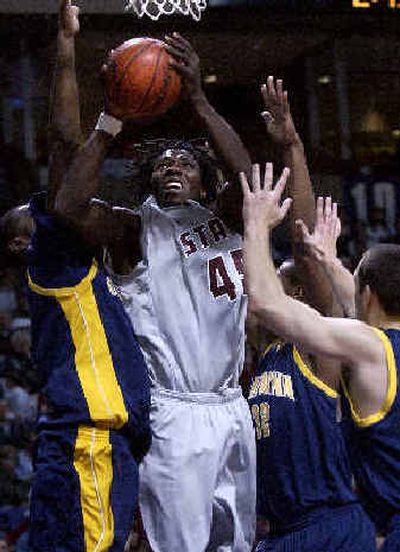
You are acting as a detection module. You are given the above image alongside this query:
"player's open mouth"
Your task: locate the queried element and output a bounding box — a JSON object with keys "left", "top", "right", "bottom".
{"left": 164, "top": 181, "right": 183, "bottom": 191}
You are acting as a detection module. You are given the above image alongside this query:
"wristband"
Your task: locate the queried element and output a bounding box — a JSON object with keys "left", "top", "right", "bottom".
{"left": 95, "top": 112, "right": 122, "bottom": 137}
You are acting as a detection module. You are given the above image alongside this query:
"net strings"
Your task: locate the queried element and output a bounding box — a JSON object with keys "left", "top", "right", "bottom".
{"left": 125, "top": 0, "right": 207, "bottom": 21}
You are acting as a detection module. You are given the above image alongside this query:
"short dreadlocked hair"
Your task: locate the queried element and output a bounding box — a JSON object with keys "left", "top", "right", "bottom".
{"left": 137, "top": 139, "right": 219, "bottom": 203}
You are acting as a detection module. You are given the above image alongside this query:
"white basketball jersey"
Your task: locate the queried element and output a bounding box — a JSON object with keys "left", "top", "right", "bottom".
{"left": 115, "top": 195, "right": 247, "bottom": 393}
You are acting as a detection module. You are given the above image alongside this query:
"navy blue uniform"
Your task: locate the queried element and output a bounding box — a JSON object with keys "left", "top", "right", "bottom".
{"left": 27, "top": 194, "right": 151, "bottom": 552}
{"left": 342, "top": 328, "right": 400, "bottom": 551}
{"left": 248, "top": 342, "right": 375, "bottom": 552}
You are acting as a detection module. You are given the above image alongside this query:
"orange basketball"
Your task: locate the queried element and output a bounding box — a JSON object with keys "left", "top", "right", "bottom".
{"left": 103, "top": 37, "right": 182, "bottom": 119}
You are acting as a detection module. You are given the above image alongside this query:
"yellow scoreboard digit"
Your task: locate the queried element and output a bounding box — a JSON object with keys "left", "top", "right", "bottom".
{"left": 353, "top": 0, "right": 400, "bottom": 7}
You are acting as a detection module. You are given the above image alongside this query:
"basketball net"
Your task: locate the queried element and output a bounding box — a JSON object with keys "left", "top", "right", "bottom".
{"left": 125, "top": 0, "right": 207, "bottom": 21}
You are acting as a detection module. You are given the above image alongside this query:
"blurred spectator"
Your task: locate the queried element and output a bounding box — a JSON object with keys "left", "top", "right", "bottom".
{"left": 0, "top": 534, "right": 10, "bottom": 552}
{"left": 366, "top": 207, "right": 392, "bottom": 248}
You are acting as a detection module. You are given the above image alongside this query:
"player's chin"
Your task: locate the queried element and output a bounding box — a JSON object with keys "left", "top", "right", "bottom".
{"left": 158, "top": 189, "right": 188, "bottom": 206}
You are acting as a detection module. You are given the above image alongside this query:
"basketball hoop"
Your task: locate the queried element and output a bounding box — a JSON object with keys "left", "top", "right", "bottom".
{"left": 125, "top": 0, "right": 207, "bottom": 21}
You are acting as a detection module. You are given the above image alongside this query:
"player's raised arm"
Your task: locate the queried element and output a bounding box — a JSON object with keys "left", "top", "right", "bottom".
{"left": 241, "top": 164, "right": 384, "bottom": 370}
{"left": 297, "top": 197, "right": 356, "bottom": 318}
{"left": 47, "top": 0, "right": 82, "bottom": 207}
{"left": 165, "top": 33, "right": 251, "bottom": 229}
{"left": 261, "top": 77, "right": 334, "bottom": 315}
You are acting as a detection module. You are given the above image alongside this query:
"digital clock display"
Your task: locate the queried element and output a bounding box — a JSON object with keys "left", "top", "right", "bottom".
{"left": 353, "top": 0, "right": 400, "bottom": 7}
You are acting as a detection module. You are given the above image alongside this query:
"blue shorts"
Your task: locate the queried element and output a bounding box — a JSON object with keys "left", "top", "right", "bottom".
{"left": 382, "top": 514, "right": 400, "bottom": 551}
{"left": 256, "top": 504, "right": 375, "bottom": 552}
{"left": 29, "top": 425, "right": 138, "bottom": 552}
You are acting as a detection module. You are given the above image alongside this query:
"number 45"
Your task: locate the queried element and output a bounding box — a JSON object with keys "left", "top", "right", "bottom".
{"left": 208, "top": 249, "right": 243, "bottom": 301}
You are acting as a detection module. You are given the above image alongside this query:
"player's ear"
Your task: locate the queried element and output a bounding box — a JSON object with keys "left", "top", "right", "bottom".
{"left": 8, "top": 236, "right": 29, "bottom": 255}
{"left": 361, "top": 284, "right": 373, "bottom": 314}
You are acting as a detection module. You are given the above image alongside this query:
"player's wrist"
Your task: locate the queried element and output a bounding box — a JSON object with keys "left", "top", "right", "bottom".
{"left": 281, "top": 133, "right": 303, "bottom": 151}
{"left": 189, "top": 91, "right": 209, "bottom": 109}
{"left": 95, "top": 112, "right": 123, "bottom": 137}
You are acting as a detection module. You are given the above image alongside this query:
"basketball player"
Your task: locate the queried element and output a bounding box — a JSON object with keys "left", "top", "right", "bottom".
{"left": 1, "top": 2, "right": 151, "bottom": 550}
{"left": 241, "top": 163, "right": 400, "bottom": 551}
{"left": 53, "top": 29, "right": 257, "bottom": 551}
{"left": 246, "top": 78, "right": 375, "bottom": 552}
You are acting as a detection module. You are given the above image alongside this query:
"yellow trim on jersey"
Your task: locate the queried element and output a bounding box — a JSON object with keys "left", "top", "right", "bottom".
{"left": 293, "top": 347, "right": 338, "bottom": 399}
{"left": 342, "top": 328, "right": 397, "bottom": 428}
{"left": 260, "top": 340, "right": 282, "bottom": 359}
{"left": 27, "top": 261, "right": 98, "bottom": 297}
{"left": 57, "top": 278, "right": 128, "bottom": 428}
{"left": 73, "top": 426, "right": 114, "bottom": 552}
{"left": 28, "top": 259, "right": 128, "bottom": 428}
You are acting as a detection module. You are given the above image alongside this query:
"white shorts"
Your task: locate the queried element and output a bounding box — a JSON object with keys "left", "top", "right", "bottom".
{"left": 139, "top": 387, "right": 256, "bottom": 552}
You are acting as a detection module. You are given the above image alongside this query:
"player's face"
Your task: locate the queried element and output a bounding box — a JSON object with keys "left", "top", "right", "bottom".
{"left": 151, "top": 149, "right": 203, "bottom": 206}
{"left": 7, "top": 208, "right": 35, "bottom": 264}
{"left": 278, "top": 261, "right": 305, "bottom": 302}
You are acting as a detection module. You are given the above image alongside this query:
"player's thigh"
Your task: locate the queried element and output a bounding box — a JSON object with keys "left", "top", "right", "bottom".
{"left": 29, "top": 428, "right": 84, "bottom": 552}
{"left": 109, "top": 431, "right": 139, "bottom": 552}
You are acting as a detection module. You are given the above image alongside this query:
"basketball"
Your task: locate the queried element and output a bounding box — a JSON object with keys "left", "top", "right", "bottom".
{"left": 103, "top": 37, "right": 182, "bottom": 119}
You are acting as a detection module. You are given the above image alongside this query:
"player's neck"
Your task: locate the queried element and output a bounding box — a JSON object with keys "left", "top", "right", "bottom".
{"left": 368, "top": 311, "right": 400, "bottom": 331}
{"left": 379, "top": 318, "right": 400, "bottom": 331}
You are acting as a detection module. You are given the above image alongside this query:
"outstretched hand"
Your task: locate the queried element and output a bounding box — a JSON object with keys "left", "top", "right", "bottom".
{"left": 240, "top": 163, "right": 292, "bottom": 231}
{"left": 59, "top": 0, "right": 80, "bottom": 38}
{"left": 164, "top": 33, "right": 203, "bottom": 102}
{"left": 261, "top": 76, "right": 298, "bottom": 148}
{"left": 296, "top": 197, "right": 341, "bottom": 264}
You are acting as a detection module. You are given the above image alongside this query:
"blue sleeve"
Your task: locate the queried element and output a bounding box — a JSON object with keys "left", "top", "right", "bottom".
{"left": 28, "top": 193, "right": 95, "bottom": 289}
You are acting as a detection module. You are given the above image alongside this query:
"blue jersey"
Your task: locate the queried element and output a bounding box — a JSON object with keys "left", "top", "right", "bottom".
{"left": 248, "top": 342, "right": 356, "bottom": 533}
{"left": 341, "top": 328, "right": 400, "bottom": 533}
{"left": 27, "top": 194, "right": 150, "bottom": 448}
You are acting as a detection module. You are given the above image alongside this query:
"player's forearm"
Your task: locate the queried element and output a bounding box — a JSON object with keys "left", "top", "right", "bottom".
{"left": 191, "top": 93, "right": 251, "bottom": 176}
{"left": 54, "top": 130, "right": 112, "bottom": 222}
{"left": 283, "top": 139, "right": 334, "bottom": 314}
{"left": 321, "top": 257, "right": 356, "bottom": 318}
{"left": 244, "top": 222, "right": 286, "bottom": 322}
{"left": 282, "top": 139, "right": 314, "bottom": 230}
{"left": 50, "top": 32, "right": 81, "bottom": 145}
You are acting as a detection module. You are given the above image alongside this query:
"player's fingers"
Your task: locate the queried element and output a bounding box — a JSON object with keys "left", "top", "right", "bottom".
{"left": 260, "top": 83, "right": 269, "bottom": 108}
{"left": 164, "top": 44, "right": 190, "bottom": 64}
{"left": 172, "top": 32, "right": 194, "bottom": 52}
{"left": 283, "top": 90, "right": 289, "bottom": 114}
{"left": 316, "top": 196, "right": 324, "bottom": 225}
{"left": 59, "top": 0, "right": 69, "bottom": 21}
{"left": 252, "top": 164, "right": 261, "bottom": 193}
{"left": 324, "top": 196, "right": 332, "bottom": 222}
{"left": 276, "top": 79, "right": 284, "bottom": 104}
{"left": 266, "top": 75, "right": 277, "bottom": 99}
{"left": 263, "top": 162, "right": 273, "bottom": 191}
{"left": 166, "top": 34, "right": 192, "bottom": 60}
{"left": 239, "top": 172, "right": 251, "bottom": 196}
{"left": 280, "top": 197, "right": 292, "bottom": 220}
{"left": 335, "top": 217, "right": 342, "bottom": 239}
{"left": 295, "top": 219, "right": 311, "bottom": 241}
{"left": 71, "top": 5, "right": 79, "bottom": 18}
{"left": 274, "top": 167, "right": 290, "bottom": 199}
{"left": 331, "top": 202, "right": 338, "bottom": 228}
{"left": 168, "top": 62, "right": 191, "bottom": 79}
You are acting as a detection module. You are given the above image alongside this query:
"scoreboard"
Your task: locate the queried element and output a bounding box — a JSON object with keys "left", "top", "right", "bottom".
{"left": 352, "top": 0, "right": 400, "bottom": 7}
{"left": 210, "top": 0, "right": 400, "bottom": 8}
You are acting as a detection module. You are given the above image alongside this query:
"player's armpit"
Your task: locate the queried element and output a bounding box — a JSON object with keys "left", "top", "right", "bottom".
{"left": 106, "top": 207, "right": 142, "bottom": 274}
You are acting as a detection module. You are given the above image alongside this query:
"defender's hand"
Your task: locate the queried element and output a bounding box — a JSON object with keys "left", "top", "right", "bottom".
{"left": 261, "top": 76, "right": 298, "bottom": 148}
{"left": 165, "top": 33, "right": 203, "bottom": 102}
{"left": 59, "top": 0, "right": 80, "bottom": 38}
{"left": 240, "top": 163, "right": 291, "bottom": 231}
{"left": 296, "top": 197, "right": 341, "bottom": 264}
